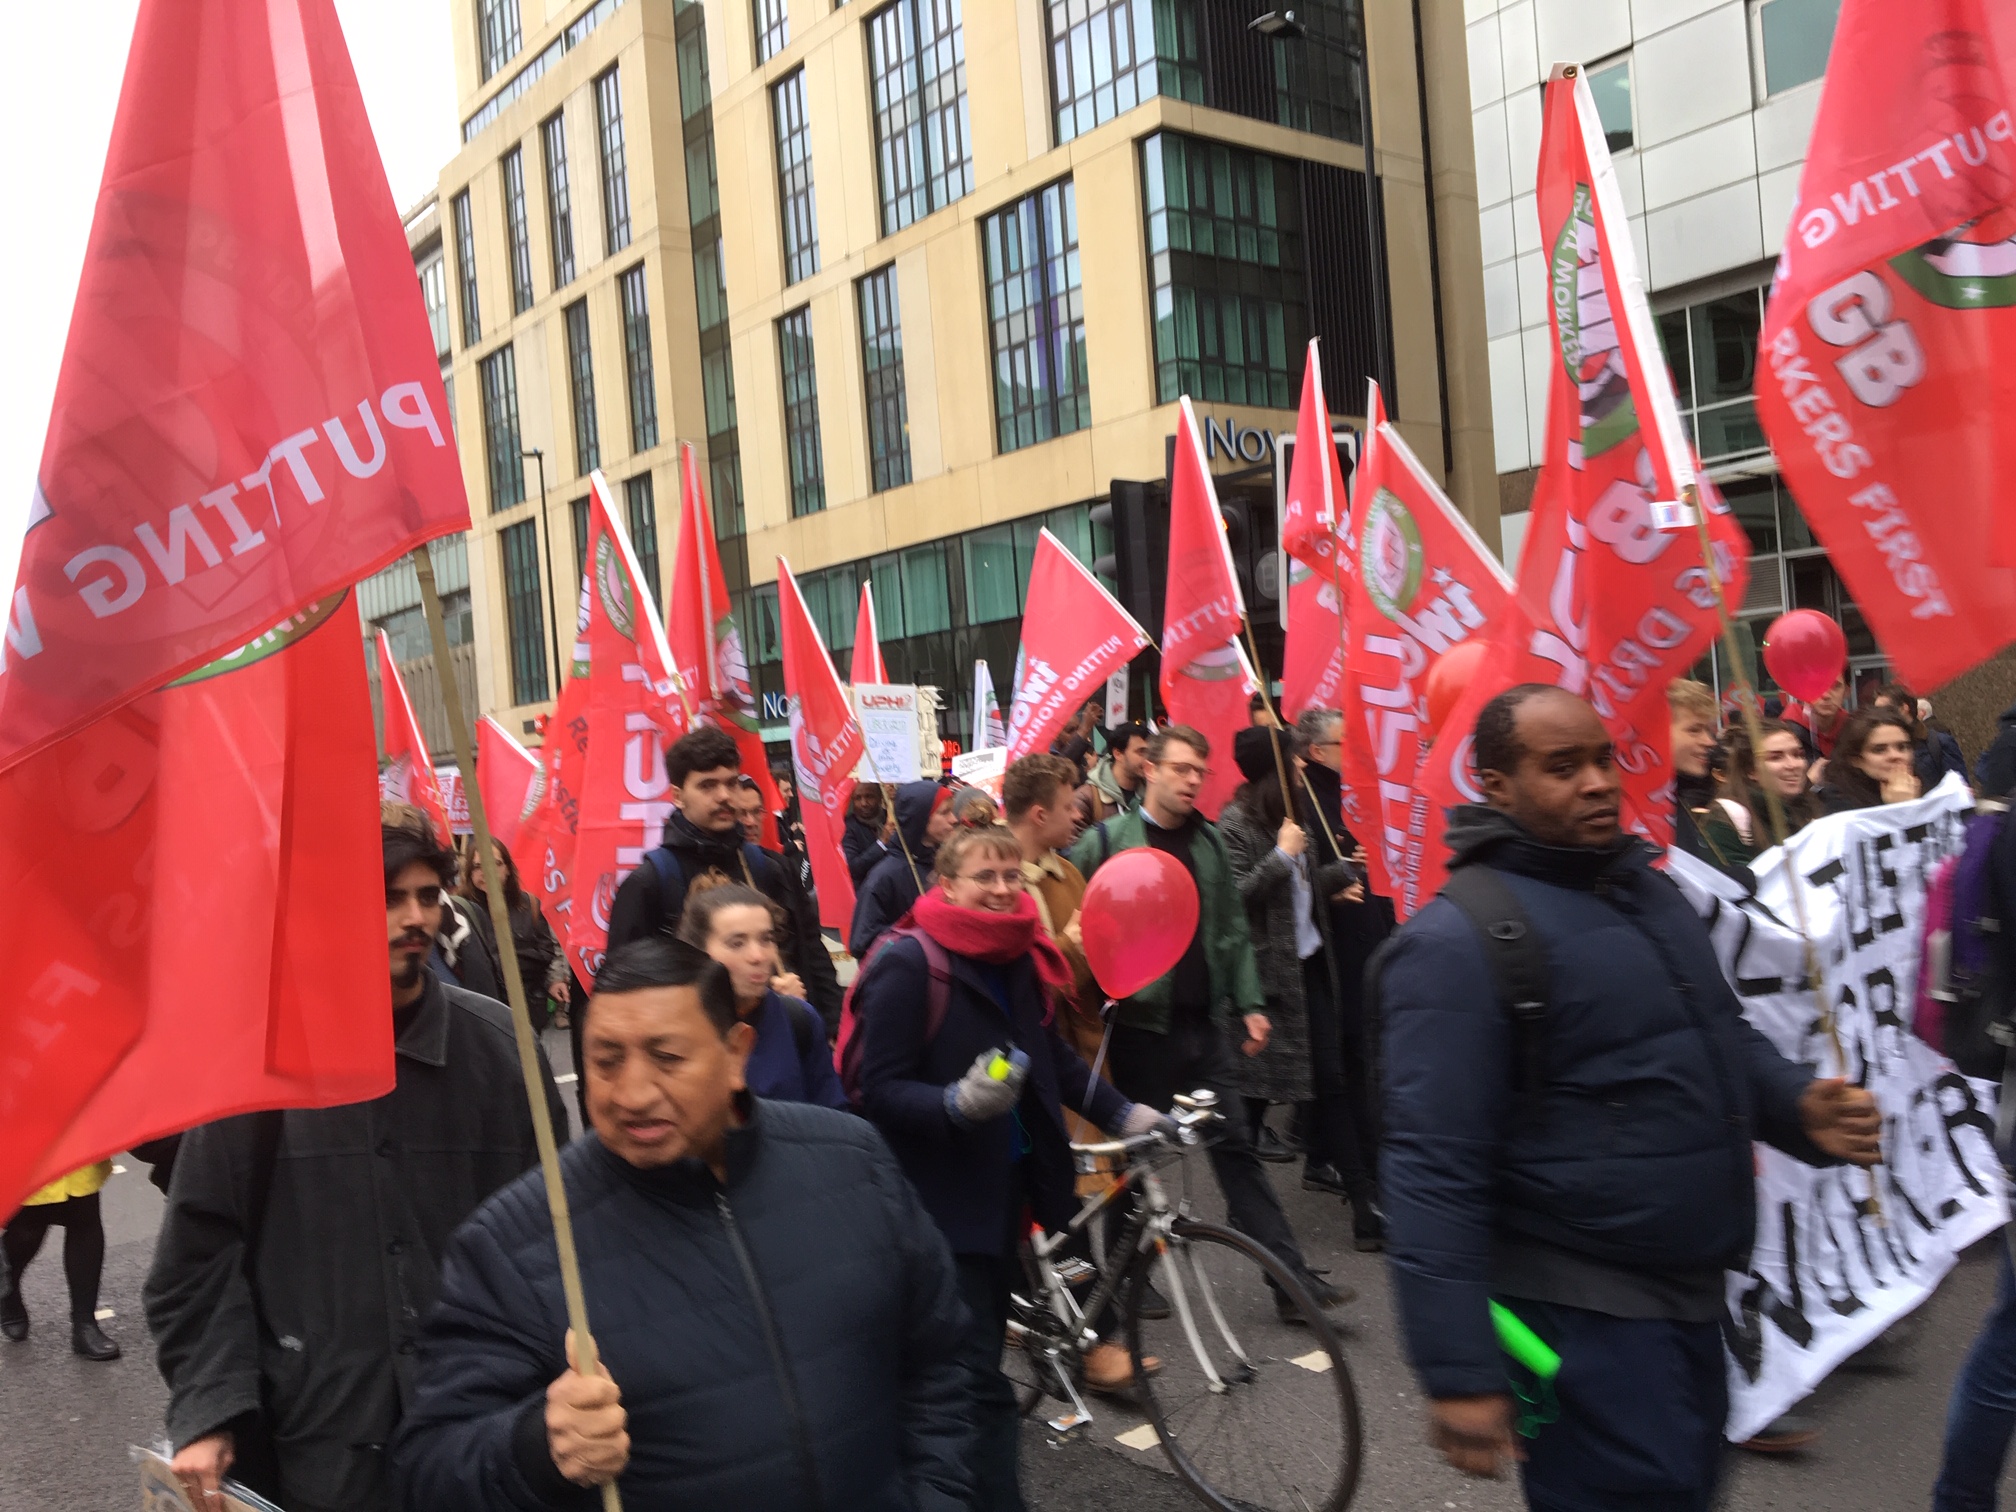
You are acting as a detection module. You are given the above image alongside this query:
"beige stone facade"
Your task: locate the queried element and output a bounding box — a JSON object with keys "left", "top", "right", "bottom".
{"left": 415, "top": 0, "right": 1495, "bottom": 739}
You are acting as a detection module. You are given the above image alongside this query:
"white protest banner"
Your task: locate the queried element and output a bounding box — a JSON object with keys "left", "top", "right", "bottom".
{"left": 1668, "top": 774, "right": 2007, "bottom": 1441}
{"left": 853, "top": 683, "right": 923, "bottom": 784}
{"left": 1105, "top": 666, "right": 1129, "bottom": 729}
{"left": 952, "top": 744, "right": 1008, "bottom": 802}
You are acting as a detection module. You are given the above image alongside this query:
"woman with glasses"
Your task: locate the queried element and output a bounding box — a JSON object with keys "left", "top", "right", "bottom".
{"left": 854, "top": 825, "right": 1169, "bottom": 1511}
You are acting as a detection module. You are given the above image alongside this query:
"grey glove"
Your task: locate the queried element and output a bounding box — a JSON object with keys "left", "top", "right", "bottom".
{"left": 945, "top": 1048, "right": 1029, "bottom": 1125}
{"left": 1120, "top": 1102, "right": 1181, "bottom": 1142}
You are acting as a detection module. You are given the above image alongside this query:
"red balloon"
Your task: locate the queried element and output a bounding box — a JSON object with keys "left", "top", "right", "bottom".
{"left": 1424, "top": 639, "right": 1494, "bottom": 742}
{"left": 1761, "top": 610, "right": 1848, "bottom": 704}
{"left": 1078, "top": 848, "right": 1201, "bottom": 1000}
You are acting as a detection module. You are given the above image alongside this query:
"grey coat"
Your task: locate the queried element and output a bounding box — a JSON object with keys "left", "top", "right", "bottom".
{"left": 143, "top": 974, "right": 564, "bottom": 1512}
{"left": 1218, "top": 794, "right": 1351, "bottom": 1103}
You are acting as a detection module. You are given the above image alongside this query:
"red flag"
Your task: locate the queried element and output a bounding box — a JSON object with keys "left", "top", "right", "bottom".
{"left": 1755, "top": 2, "right": 2016, "bottom": 687}
{"left": 538, "top": 475, "right": 691, "bottom": 984}
{"left": 1279, "top": 562, "right": 1346, "bottom": 726}
{"left": 376, "top": 629, "right": 450, "bottom": 845}
{"left": 4, "top": 0, "right": 470, "bottom": 775}
{"left": 779, "top": 560, "right": 865, "bottom": 930}
{"left": 667, "top": 444, "right": 780, "bottom": 845}
{"left": 477, "top": 715, "right": 538, "bottom": 852}
{"left": 1159, "top": 398, "right": 1255, "bottom": 817}
{"left": 1446, "top": 66, "right": 1749, "bottom": 857}
{"left": 1004, "top": 530, "right": 1152, "bottom": 760}
{"left": 1341, "top": 419, "right": 1514, "bottom": 905}
{"left": 849, "top": 583, "right": 889, "bottom": 687}
{"left": 2, "top": 595, "right": 391, "bottom": 1216}
{"left": 1279, "top": 342, "right": 1352, "bottom": 578}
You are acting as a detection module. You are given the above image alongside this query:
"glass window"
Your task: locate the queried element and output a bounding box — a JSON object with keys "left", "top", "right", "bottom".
{"left": 500, "top": 519, "right": 549, "bottom": 704}
{"left": 751, "top": 583, "right": 782, "bottom": 662}
{"left": 564, "top": 299, "right": 599, "bottom": 477}
{"left": 711, "top": 451, "right": 744, "bottom": 539}
{"left": 452, "top": 190, "right": 481, "bottom": 347}
{"left": 982, "top": 179, "right": 1089, "bottom": 453}
{"left": 619, "top": 264, "right": 659, "bottom": 453}
{"left": 595, "top": 67, "right": 632, "bottom": 255}
{"left": 686, "top": 137, "right": 720, "bottom": 224}
{"left": 857, "top": 266, "right": 912, "bottom": 492}
{"left": 778, "top": 307, "right": 826, "bottom": 517}
{"left": 1661, "top": 285, "right": 1770, "bottom": 465}
{"left": 1047, "top": 0, "right": 1200, "bottom": 146}
{"left": 774, "top": 71, "right": 821, "bottom": 285}
{"left": 571, "top": 495, "right": 590, "bottom": 584}
{"left": 501, "top": 146, "right": 534, "bottom": 314}
{"left": 754, "top": 0, "right": 790, "bottom": 62}
{"left": 822, "top": 565, "right": 858, "bottom": 651}
{"left": 625, "top": 472, "right": 660, "bottom": 606}
{"left": 903, "top": 544, "right": 951, "bottom": 633}
{"left": 1756, "top": 0, "right": 1840, "bottom": 97}
{"left": 541, "top": 112, "right": 576, "bottom": 288}
{"left": 677, "top": 21, "right": 711, "bottom": 118}
{"left": 442, "top": 369, "right": 457, "bottom": 441}
{"left": 702, "top": 345, "right": 737, "bottom": 438}
{"left": 1588, "top": 56, "right": 1632, "bottom": 152}
{"left": 868, "top": 0, "right": 974, "bottom": 235}
{"left": 1142, "top": 132, "right": 1306, "bottom": 407}
{"left": 868, "top": 553, "right": 906, "bottom": 639}
{"left": 963, "top": 524, "right": 1021, "bottom": 623}
{"left": 478, "top": 345, "right": 524, "bottom": 511}
{"left": 479, "top": 0, "right": 522, "bottom": 83}
{"left": 419, "top": 252, "right": 450, "bottom": 358}
{"left": 676, "top": 0, "right": 744, "bottom": 540}
{"left": 694, "top": 239, "right": 729, "bottom": 330}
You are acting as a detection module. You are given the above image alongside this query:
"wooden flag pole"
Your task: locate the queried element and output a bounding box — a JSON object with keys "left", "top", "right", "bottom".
{"left": 412, "top": 547, "right": 625, "bottom": 1510}
{"left": 1241, "top": 618, "right": 1345, "bottom": 863}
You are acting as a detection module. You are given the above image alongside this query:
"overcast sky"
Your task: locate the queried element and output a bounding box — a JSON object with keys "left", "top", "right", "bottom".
{"left": 0, "top": 2, "right": 458, "bottom": 595}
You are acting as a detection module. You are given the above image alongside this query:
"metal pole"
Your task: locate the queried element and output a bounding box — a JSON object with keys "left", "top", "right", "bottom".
{"left": 524, "top": 447, "right": 565, "bottom": 699}
{"left": 1353, "top": 12, "right": 1392, "bottom": 400}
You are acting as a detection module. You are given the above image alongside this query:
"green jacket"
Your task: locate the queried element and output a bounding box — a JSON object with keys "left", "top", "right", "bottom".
{"left": 1068, "top": 808, "right": 1265, "bottom": 1034}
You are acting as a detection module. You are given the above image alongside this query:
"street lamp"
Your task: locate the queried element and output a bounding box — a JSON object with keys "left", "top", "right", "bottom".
{"left": 521, "top": 447, "right": 566, "bottom": 701}
{"left": 1247, "top": 9, "right": 1307, "bottom": 38}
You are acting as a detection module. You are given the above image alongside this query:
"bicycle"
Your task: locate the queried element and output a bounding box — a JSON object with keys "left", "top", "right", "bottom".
{"left": 1001, "top": 1090, "right": 1364, "bottom": 1512}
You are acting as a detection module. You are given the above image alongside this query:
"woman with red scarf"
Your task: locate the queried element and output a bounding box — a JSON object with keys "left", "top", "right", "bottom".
{"left": 855, "top": 824, "right": 1167, "bottom": 1512}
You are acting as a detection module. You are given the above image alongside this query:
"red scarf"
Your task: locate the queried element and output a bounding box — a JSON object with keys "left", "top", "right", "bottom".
{"left": 908, "top": 890, "right": 1074, "bottom": 999}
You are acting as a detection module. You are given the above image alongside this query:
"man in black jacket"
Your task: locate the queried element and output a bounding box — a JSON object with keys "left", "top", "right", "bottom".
{"left": 392, "top": 939, "right": 974, "bottom": 1512}
{"left": 146, "top": 815, "right": 565, "bottom": 1512}
{"left": 605, "top": 727, "right": 842, "bottom": 1031}
{"left": 1377, "top": 685, "right": 1881, "bottom": 1510}
{"left": 849, "top": 779, "right": 954, "bottom": 958}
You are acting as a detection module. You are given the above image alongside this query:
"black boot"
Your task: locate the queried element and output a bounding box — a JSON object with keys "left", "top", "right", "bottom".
{"left": 0, "top": 1287, "right": 25, "bottom": 1342}
{"left": 71, "top": 1317, "right": 120, "bottom": 1361}
{"left": 1349, "top": 1193, "right": 1387, "bottom": 1253}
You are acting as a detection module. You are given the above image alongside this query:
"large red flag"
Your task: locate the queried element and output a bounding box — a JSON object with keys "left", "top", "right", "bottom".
{"left": 667, "top": 443, "right": 781, "bottom": 844}
{"left": 1755, "top": 1, "right": 2016, "bottom": 688}
{"left": 376, "top": 629, "right": 450, "bottom": 845}
{"left": 850, "top": 582, "right": 889, "bottom": 687}
{"left": 1160, "top": 398, "right": 1256, "bottom": 817}
{"left": 4, "top": 0, "right": 470, "bottom": 774}
{"left": 537, "top": 475, "right": 691, "bottom": 984}
{"left": 477, "top": 715, "right": 538, "bottom": 852}
{"left": 1341, "top": 418, "right": 1514, "bottom": 905}
{"left": 1279, "top": 342, "right": 1351, "bottom": 578}
{"left": 1004, "top": 529, "right": 1152, "bottom": 760}
{"left": 779, "top": 560, "right": 865, "bottom": 930}
{"left": 1281, "top": 376, "right": 1384, "bottom": 722}
{"left": 3, "top": 596, "right": 390, "bottom": 1216}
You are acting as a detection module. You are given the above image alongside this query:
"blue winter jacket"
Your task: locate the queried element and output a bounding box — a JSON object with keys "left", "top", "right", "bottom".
{"left": 392, "top": 1100, "right": 973, "bottom": 1512}
{"left": 1377, "top": 806, "right": 1831, "bottom": 1399}
{"left": 848, "top": 781, "right": 943, "bottom": 958}
{"left": 855, "top": 932, "right": 1132, "bottom": 1257}
{"left": 744, "top": 989, "right": 847, "bottom": 1110}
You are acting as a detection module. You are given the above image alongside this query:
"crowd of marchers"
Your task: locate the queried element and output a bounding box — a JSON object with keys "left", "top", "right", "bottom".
{"left": 6, "top": 678, "right": 2014, "bottom": 1512}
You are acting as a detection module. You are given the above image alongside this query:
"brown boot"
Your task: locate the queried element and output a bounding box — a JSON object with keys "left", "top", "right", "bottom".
{"left": 1083, "top": 1341, "right": 1160, "bottom": 1394}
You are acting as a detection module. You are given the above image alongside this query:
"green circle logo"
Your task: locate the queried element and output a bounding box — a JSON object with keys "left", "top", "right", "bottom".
{"left": 1549, "top": 183, "right": 1639, "bottom": 458}
{"left": 169, "top": 594, "right": 345, "bottom": 686}
{"left": 594, "top": 536, "right": 635, "bottom": 639}
{"left": 1360, "top": 489, "right": 1424, "bottom": 621}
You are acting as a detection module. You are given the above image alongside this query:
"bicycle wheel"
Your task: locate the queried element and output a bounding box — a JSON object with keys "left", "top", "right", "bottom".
{"left": 1127, "top": 1219, "right": 1363, "bottom": 1512}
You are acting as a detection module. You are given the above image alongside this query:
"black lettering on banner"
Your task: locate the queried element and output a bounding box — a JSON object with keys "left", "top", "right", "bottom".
{"left": 1812, "top": 1201, "right": 1871, "bottom": 1316}
{"left": 1806, "top": 857, "right": 1847, "bottom": 890}
{"left": 1882, "top": 1157, "right": 1935, "bottom": 1240}
{"left": 1724, "top": 1201, "right": 1814, "bottom": 1381}
{"left": 1729, "top": 908, "right": 1788, "bottom": 997}
{"left": 1936, "top": 1071, "right": 1997, "bottom": 1198}
{"left": 1863, "top": 965, "right": 1906, "bottom": 1040}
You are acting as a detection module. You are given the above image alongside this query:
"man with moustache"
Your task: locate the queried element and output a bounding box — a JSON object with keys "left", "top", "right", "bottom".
{"left": 145, "top": 810, "right": 565, "bottom": 1512}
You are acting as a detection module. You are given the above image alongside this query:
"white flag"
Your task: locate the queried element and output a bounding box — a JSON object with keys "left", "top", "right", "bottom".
{"left": 973, "top": 660, "right": 1005, "bottom": 749}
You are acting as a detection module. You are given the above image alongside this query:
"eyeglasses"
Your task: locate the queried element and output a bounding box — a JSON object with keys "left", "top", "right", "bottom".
{"left": 1159, "top": 761, "right": 1212, "bottom": 781}
{"left": 955, "top": 869, "right": 1025, "bottom": 889}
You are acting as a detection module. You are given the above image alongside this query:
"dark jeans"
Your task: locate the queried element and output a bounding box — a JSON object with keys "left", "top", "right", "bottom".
{"left": 956, "top": 1254, "right": 1026, "bottom": 1512}
{"left": 1512, "top": 1301, "right": 1725, "bottom": 1512}
{"left": 1108, "top": 1011, "right": 1309, "bottom": 1278}
{"left": 1934, "top": 1239, "right": 2016, "bottom": 1512}
{"left": 2, "top": 1191, "right": 106, "bottom": 1323}
{"left": 1302, "top": 952, "right": 1377, "bottom": 1199}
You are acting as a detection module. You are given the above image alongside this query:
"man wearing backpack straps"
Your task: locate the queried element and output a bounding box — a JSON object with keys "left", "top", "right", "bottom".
{"left": 1377, "top": 685, "right": 1882, "bottom": 1510}
{"left": 1068, "top": 725, "right": 1351, "bottom": 1319}
{"left": 606, "top": 727, "right": 843, "bottom": 1034}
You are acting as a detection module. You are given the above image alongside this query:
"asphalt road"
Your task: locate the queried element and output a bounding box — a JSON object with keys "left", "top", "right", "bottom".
{"left": 3, "top": 1042, "right": 2009, "bottom": 1512}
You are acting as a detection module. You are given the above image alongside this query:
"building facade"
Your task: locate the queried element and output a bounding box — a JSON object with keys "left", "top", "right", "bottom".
{"left": 1460, "top": 0, "right": 2014, "bottom": 737}
{"left": 405, "top": 0, "right": 1495, "bottom": 745}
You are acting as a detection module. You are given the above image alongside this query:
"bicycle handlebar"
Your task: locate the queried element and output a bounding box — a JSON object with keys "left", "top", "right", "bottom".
{"left": 1069, "top": 1103, "right": 1218, "bottom": 1161}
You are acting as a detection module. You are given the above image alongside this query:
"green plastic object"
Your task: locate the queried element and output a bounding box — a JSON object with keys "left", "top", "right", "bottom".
{"left": 1490, "top": 1301, "right": 1561, "bottom": 1382}
{"left": 987, "top": 1054, "right": 1012, "bottom": 1082}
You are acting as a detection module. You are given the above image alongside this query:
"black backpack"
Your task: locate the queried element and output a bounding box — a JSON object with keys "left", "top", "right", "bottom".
{"left": 1365, "top": 865, "right": 1551, "bottom": 1126}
